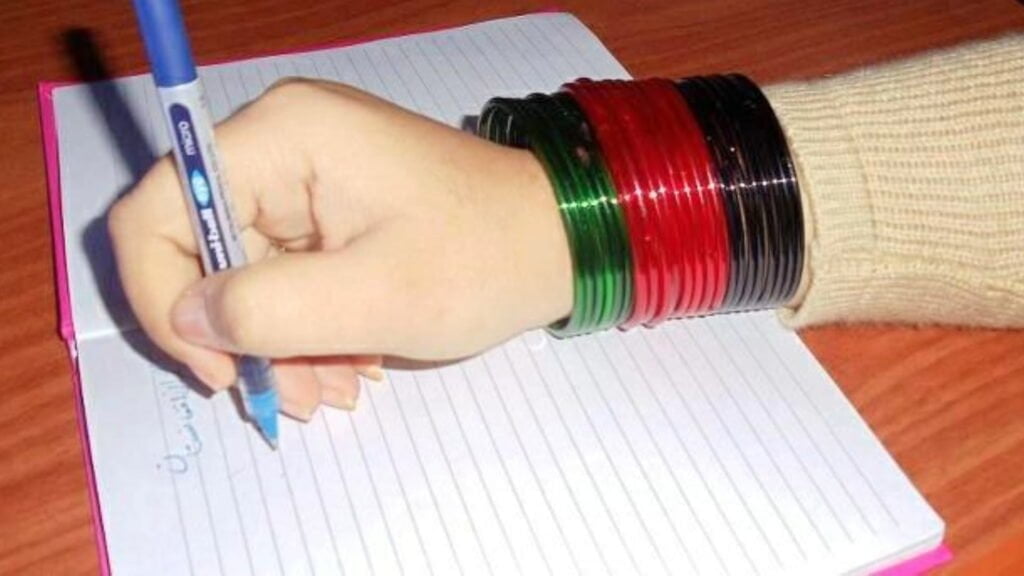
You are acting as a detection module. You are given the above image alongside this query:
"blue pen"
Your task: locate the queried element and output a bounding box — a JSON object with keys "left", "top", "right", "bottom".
{"left": 132, "top": 0, "right": 280, "bottom": 448}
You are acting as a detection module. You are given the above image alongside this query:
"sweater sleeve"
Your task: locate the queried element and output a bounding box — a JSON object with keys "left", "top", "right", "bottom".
{"left": 763, "top": 33, "right": 1024, "bottom": 329}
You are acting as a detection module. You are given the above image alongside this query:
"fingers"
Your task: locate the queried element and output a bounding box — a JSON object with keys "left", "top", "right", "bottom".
{"left": 110, "top": 80, "right": 412, "bottom": 392}
{"left": 275, "top": 359, "right": 321, "bottom": 420}
{"left": 109, "top": 109, "right": 312, "bottom": 388}
{"left": 313, "top": 358, "right": 363, "bottom": 411}
{"left": 353, "top": 355, "right": 385, "bottom": 382}
{"left": 109, "top": 85, "right": 330, "bottom": 390}
{"left": 272, "top": 356, "right": 377, "bottom": 420}
{"left": 109, "top": 172, "right": 239, "bottom": 389}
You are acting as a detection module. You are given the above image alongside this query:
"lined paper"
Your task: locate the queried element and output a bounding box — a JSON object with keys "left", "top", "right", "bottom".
{"left": 55, "top": 13, "right": 942, "bottom": 575}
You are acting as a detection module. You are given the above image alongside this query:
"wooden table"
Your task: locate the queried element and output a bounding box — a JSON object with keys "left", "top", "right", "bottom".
{"left": 1, "top": 1, "right": 1022, "bottom": 573}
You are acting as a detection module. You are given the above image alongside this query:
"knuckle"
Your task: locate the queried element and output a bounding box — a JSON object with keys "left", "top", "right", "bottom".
{"left": 107, "top": 195, "right": 151, "bottom": 250}
{"left": 260, "top": 77, "right": 325, "bottom": 108}
{"left": 107, "top": 157, "right": 177, "bottom": 243}
{"left": 245, "top": 77, "right": 340, "bottom": 139}
{"left": 106, "top": 197, "right": 133, "bottom": 241}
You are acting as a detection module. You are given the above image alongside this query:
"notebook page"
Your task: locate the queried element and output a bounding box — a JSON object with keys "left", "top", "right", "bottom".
{"left": 78, "top": 310, "right": 941, "bottom": 576}
{"left": 54, "top": 12, "right": 628, "bottom": 340}
{"left": 54, "top": 12, "right": 943, "bottom": 575}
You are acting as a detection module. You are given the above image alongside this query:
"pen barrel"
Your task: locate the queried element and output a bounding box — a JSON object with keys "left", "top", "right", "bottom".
{"left": 238, "top": 356, "right": 276, "bottom": 395}
{"left": 157, "top": 80, "right": 281, "bottom": 431}
{"left": 157, "top": 80, "right": 247, "bottom": 275}
{"left": 137, "top": 0, "right": 280, "bottom": 444}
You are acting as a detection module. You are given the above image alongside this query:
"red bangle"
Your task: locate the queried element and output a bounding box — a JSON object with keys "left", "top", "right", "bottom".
{"left": 605, "top": 81, "right": 679, "bottom": 325}
{"left": 565, "top": 78, "right": 729, "bottom": 324}
{"left": 642, "top": 79, "right": 729, "bottom": 314}
{"left": 619, "top": 80, "right": 694, "bottom": 322}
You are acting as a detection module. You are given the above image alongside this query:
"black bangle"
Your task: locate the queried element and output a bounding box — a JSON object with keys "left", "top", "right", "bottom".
{"left": 676, "top": 74, "right": 803, "bottom": 310}
{"left": 724, "top": 74, "right": 803, "bottom": 305}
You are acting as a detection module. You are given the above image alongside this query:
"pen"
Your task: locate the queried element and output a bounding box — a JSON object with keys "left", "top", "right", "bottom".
{"left": 131, "top": 0, "right": 280, "bottom": 448}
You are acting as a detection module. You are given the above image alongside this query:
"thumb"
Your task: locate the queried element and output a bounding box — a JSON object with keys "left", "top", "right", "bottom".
{"left": 171, "top": 245, "right": 401, "bottom": 357}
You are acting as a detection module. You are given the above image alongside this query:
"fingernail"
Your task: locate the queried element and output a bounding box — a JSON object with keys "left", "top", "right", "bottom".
{"left": 172, "top": 290, "right": 218, "bottom": 347}
{"left": 346, "top": 379, "right": 362, "bottom": 411}
{"left": 190, "top": 363, "right": 229, "bottom": 392}
{"left": 282, "top": 400, "right": 315, "bottom": 422}
{"left": 340, "top": 395, "right": 358, "bottom": 411}
{"left": 360, "top": 364, "right": 385, "bottom": 382}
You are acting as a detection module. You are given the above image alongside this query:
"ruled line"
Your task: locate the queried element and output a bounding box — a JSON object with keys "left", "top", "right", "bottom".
{"left": 674, "top": 323, "right": 792, "bottom": 566}
{"left": 587, "top": 336, "right": 702, "bottom": 572}
{"left": 456, "top": 361, "right": 544, "bottom": 574}
{"left": 409, "top": 371, "right": 494, "bottom": 576}
{"left": 541, "top": 342, "right": 658, "bottom": 575}
{"left": 347, "top": 411, "right": 407, "bottom": 576}
{"left": 477, "top": 355, "right": 567, "bottom": 576}
{"left": 149, "top": 370, "right": 196, "bottom": 576}
{"left": 389, "top": 373, "right": 468, "bottom": 576}
{"left": 298, "top": 425, "right": 347, "bottom": 576}
{"left": 650, "top": 325, "right": 781, "bottom": 569}
{"left": 747, "top": 316, "right": 899, "bottom": 529}
{"left": 634, "top": 330, "right": 761, "bottom": 574}
{"left": 517, "top": 339, "right": 642, "bottom": 575}
{"left": 715, "top": 317, "right": 852, "bottom": 543}
{"left": 323, "top": 414, "right": 377, "bottom": 576}
{"left": 210, "top": 400, "right": 257, "bottom": 575}
{"left": 563, "top": 338, "right": 675, "bottom": 575}
{"left": 363, "top": 384, "right": 435, "bottom": 576}
{"left": 611, "top": 333, "right": 741, "bottom": 573}
{"left": 193, "top": 431, "right": 228, "bottom": 576}
{"left": 496, "top": 346, "right": 607, "bottom": 575}
{"left": 435, "top": 366, "right": 525, "bottom": 575}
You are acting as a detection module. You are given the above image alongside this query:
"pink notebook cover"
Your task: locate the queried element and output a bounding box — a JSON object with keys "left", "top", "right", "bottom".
{"left": 37, "top": 11, "right": 952, "bottom": 575}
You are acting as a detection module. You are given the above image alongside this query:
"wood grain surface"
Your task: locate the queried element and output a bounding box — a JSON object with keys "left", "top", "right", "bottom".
{"left": 1, "top": 1, "right": 1022, "bottom": 574}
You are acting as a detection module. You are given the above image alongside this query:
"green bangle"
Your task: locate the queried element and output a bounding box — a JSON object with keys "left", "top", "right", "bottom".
{"left": 547, "top": 93, "right": 632, "bottom": 330}
{"left": 479, "top": 93, "right": 633, "bottom": 336}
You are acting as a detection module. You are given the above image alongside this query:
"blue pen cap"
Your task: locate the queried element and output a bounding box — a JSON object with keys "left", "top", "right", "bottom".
{"left": 132, "top": 0, "right": 198, "bottom": 87}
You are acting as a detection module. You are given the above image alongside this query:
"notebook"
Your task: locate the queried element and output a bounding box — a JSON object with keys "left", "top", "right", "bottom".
{"left": 40, "top": 11, "right": 950, "bottom": 576}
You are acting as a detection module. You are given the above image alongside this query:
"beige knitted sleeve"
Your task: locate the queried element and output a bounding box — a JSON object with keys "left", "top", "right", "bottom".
{"left": 763, "top": 34, "right": 1024, "bottom": 329}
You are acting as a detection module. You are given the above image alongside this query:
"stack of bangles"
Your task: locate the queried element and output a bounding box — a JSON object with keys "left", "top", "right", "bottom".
{"left": 478, "top": 75, "right": 804, "bottom": 337}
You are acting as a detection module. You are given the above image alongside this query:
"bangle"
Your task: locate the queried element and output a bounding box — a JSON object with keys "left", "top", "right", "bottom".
{"left": 478, "top": 93, "right": 633, "bottom": 336}
{"left": 676, "top": 75, "right": 803, "bottom": 310}
{"left": 479, "top": 74, "right": 803, "bottom": 335}
{"left": 564, "top": 78, "right": 730, "bottom": 324}
{"left": 636, "top": 78, "right": 729, "bottom": 317}
{"left": 565, "top": 80, "right": 661, "bottom": 328}
{"left": 725, "top": 74, "right": 803, "bottom": 304}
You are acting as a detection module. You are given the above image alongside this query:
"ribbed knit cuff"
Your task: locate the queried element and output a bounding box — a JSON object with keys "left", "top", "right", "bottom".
{"left": 763, "top": 34, "right": 1024, "bottom": 329}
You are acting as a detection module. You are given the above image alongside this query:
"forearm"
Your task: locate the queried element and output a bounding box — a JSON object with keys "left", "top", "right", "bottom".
{"left": 765, "top": 33, "right": 1024, "bottom": 328}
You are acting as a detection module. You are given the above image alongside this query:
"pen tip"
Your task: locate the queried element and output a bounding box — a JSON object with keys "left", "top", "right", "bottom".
{"left": 255, "top": 415, "right": 279, "bottom": 450}
{"left": 246, "top": 389, "right": 280, "bottom": 449}
{"left": 258, "top": 428, "right": 279, "bottom": 450}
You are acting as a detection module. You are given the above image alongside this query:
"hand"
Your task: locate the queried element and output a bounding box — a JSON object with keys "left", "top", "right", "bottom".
{"left": 108, "top": 79, "right": 573, "bottom": 420}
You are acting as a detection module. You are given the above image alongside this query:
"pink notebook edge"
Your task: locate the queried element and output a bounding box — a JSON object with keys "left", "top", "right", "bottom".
{"left": 36, "top": 9, "right": 953, "bottom": 575}
{"left": 38, "top": 80, "right": 112, "bottom": 576}
{"left": 875, "top": 544, "right": 954, "bottom": 576}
